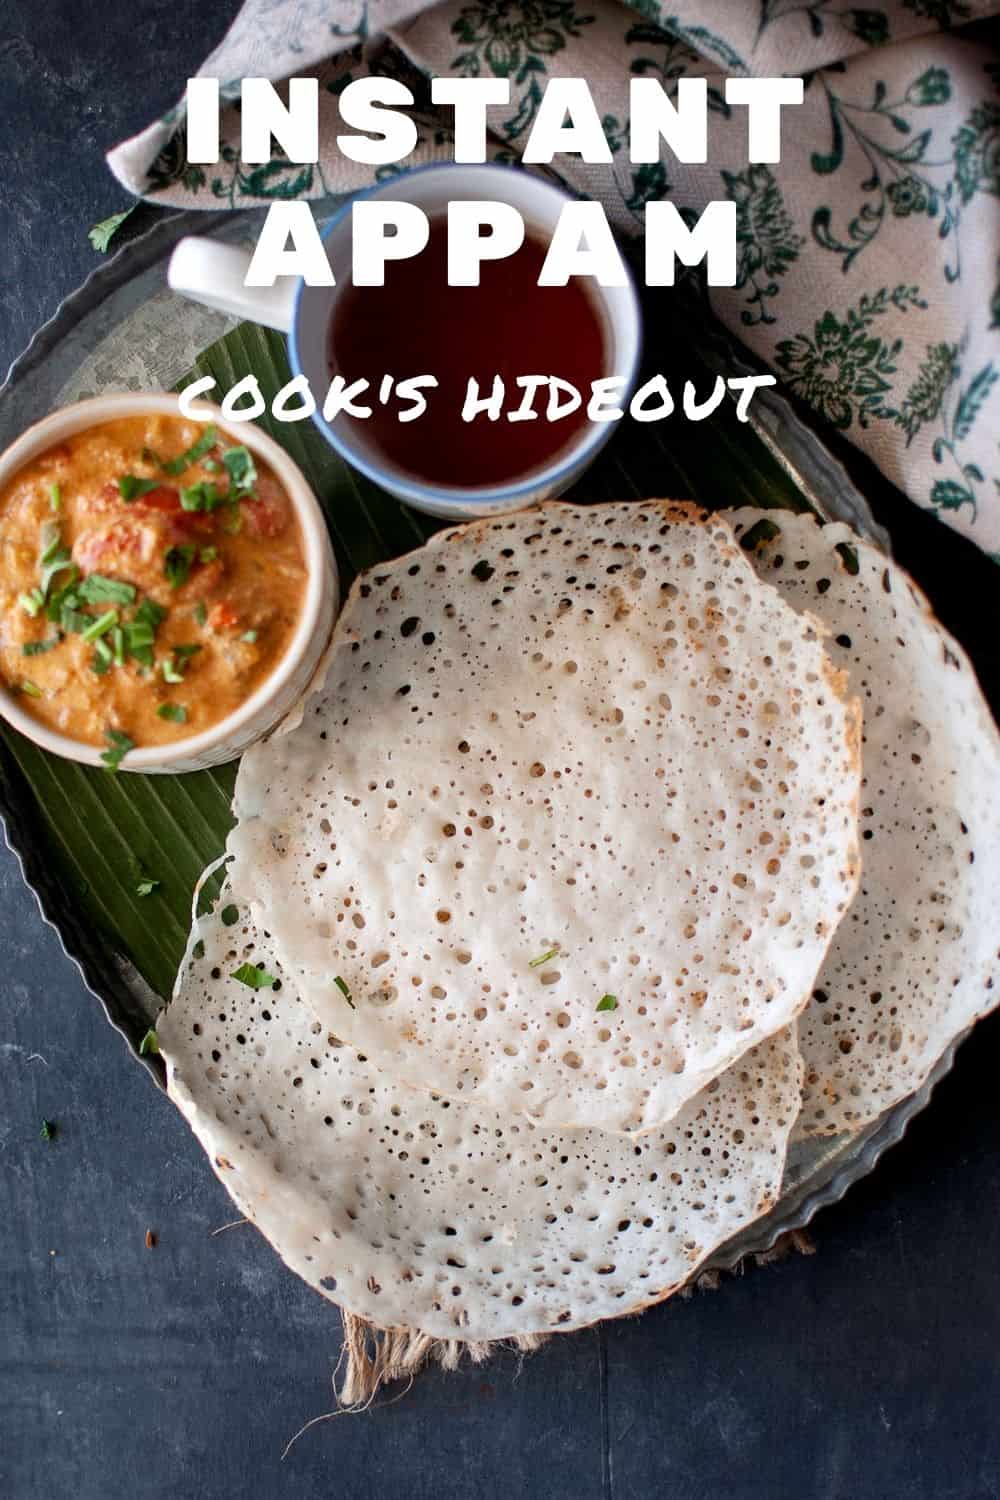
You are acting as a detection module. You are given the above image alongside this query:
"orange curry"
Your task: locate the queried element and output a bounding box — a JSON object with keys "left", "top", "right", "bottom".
{"left": 0, "top": 414, "right": 307, "bottom": 755}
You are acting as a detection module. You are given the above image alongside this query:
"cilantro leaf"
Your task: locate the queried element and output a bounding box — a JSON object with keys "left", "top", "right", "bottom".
{"left": 45, "top": 569, "right": 81, "bottom": 624}
{"left": 91, "top": 640, "right": 113, "bottom": 676}
{"left": 221, "top": 445, "right": 258, "bottom": 495}
{"left": 80, "top": 609, "right": 118, "bottom": 644}
{"left": 78, "top": 575, "right": 136, "bottom": 606}
{"left": 334, "top": 975, "right": 356, "bottom": 1009}
{"left": 18, "top": 588, "right": 45, "bottom": 617}
{"left": 39, "top": 1119, "right": 56, "bottom": 1142}
{"left": 232, "top": 962, "right": 278, "bottom": 991}
{"left": 100, "top": 729, "right": 135, "bottom": 772}
{"left": 156, "top": 702, "right": 188, "bottom": 724}
{"left": 135, "top": 598, "right": 167, "bottom": 632}
{"left": 39, "top": 524, "right": 73, "bottom": 597}
{"left": 164, "top": 545, "right": 196, "bottom": 589}
{"left": 136, "top": 876, "right": 160, "bottom": 898}
{"left": 529, "top": 947, "right": 560, "bottom": 968}
{"left": 161, "top": 426, "right": 217, "bottom": 476}
{"left": 179, "top": 481, "right": 227, "bottom": 513}
{"left": 88, "top": 206, "right": 136, "bottom": 253}
{"left": 118, "top": 475, "right": 161, "bottom": 502}
{"left": 22, "top": 637, "right": 61, "bottom": 656}
{"left": 596, "top": 994, "right": 618, "bottom": 1013}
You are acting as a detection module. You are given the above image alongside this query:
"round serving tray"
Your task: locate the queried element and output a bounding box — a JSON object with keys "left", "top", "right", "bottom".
{"left": 0, "top": 203, "right": 967, "bottom": 1277}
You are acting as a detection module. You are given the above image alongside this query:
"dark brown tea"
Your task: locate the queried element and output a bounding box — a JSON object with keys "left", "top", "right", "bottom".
{"left": 327, "top": 216, "right": 607, "bottom": 489}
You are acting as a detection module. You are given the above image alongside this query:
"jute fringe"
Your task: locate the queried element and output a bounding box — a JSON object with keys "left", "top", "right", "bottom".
{"left": 336, "top": 1315, "right": 549, "bottom": 1410}
{"left": 332, "top": 1228, "right": 817, "bottom": 1410}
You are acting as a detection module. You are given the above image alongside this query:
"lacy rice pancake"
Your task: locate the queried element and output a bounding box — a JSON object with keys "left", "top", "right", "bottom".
{"left": 0, "top": 413, "right": 306, "bottom": 750}
{"left": 161, "top": 895, "right": 802, "bottom": 1343}
{"left": 732, "top": 509, "right": 1000, "bottom": 1135}
{"left": 226, "top": 501, "right": 862, "bottom": 1135}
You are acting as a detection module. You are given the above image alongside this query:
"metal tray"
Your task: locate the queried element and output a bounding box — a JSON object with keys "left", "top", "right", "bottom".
{"left": 0, "top": 202, "right": 965, "bottom": 1273}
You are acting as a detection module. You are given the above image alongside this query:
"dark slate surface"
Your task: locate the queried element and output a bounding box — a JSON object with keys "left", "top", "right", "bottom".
{"left": 1, "top": 4, "right": 999, "bottom": 1496}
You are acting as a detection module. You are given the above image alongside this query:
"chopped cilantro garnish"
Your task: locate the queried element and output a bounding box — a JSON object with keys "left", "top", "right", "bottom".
{"left": 221, "top": 445, "right": 257, "bottom": 495}
{"left": 334, "top": 975, "right": 356, "bottom": 1009}
{"left": 161, "top": 644, "right": 200, "bottom": 683}
{"left": 19, "top": 680, "right": 41, "bottom": 698}
{"left": 100, "top": 729, "right": 135, "bottom": 772}
{"left": 135, "top": 597, "right": 167, "bottom": 631}
{"left": 161, "top": 426, "right": 217, "bottom": 476}
{"left": 202, "top": 459, "right": 219, "bottom": 473}
{"left": 240, "top": 629, "right": 258, "bottom": 644}
{"left": 91, "top": 639, "right": 113, "bottom": 675}
{"left": 49, "top": 483, "right": 62, "bottom": 512}
{"left": 45, "top": 568, "right": 80, "bottom": 624}
{"left": 123, "top": 621, "right": 154, "bottom": 665}
{"left": 156, "top": 702, "right": 188, "bottom": 724}
{"left": 136, "top": 874, "right": 160, "bottom": 898}
{"left": 39, "top": 1119, "right": 56, "bottom": 1142}
{"left": 138, "top": 1028, "right": 159, "bottom": 1053}
{"left": 529, "top": 947, "right": 559, "bottom": 968}
{"left": 61, "top": 605, "right": 90, "bottom": 635}
{"left": 39, "top": 524, "right": 73, "bottom": 597}
{"left": 164, "top": 545, "right": 196, "bottom": 589}
{"left": 199, "top": 546, "right": 219, "bottom": 564}
{"left": 122, "top": 599, "right": 166, "bottom": 665}
{"left": 22, "top": 636, "right": 60, "bottom": 656}
{"left": 18, "top": 588, "right": 45, "bottom": 617}
{"left": 118, "top": 475, "right": 161, "bottom": 502}
{"left": 79, "top": 575, "right": 136, "bottom": 606}
{"left": 194, "top": 601, "right": 208, "bottom": 626}
{"left": 179, "top": 481, "right": 227, "bottom": 513}
{"left": 596, "top": 994, "right": 618, "bottom": 1013}
{"left": 232, "top": 962, "right": 277, "bottom": 991}
{"left": 80, "top": 609, "right": 118, "bottom": 643}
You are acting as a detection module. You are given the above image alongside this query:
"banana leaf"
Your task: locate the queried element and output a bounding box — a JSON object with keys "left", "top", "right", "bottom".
{"left": 0, "top": 308, "right": 808, "bottom": 1018}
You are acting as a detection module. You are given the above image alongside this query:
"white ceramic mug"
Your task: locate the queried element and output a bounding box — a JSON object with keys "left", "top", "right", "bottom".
{"left": 168, "top": 164, "right": 643, "bottom": 520}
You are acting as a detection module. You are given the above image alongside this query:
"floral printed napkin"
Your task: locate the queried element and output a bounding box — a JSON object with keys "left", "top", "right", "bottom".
{"left": 108, "top": 0, "right": 1000, "bottom": 557}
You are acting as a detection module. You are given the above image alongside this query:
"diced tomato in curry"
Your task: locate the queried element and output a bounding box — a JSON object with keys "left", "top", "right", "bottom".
{"left": 0, "top": 415, "right": 307, "bottom": 751}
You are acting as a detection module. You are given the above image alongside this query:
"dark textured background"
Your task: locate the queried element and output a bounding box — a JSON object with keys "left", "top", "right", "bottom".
{"left": 1, "top": 3, "right": 999, "bottom": 1496}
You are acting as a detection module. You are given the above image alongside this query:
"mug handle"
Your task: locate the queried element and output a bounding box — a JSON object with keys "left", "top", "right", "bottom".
{"left": 167, "top": 238, "right": 296, "bottom": 334}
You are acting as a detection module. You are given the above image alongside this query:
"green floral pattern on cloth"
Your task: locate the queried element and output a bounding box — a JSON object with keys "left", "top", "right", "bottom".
{"left": 451, "top": 0, "right": 595, "bottom": 137}
{"left": 776, "top": 283, "right": 927, "bottom": 427}
{"left": 105, "top": 0, "right": 1000, "bottom": 557}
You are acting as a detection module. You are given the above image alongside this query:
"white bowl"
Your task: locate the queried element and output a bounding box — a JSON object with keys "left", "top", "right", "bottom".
{"left": 0, "top": 393, "right": 338, "bottom": 773}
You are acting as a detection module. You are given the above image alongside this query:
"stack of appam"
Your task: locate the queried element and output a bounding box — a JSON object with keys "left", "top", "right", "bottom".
{"left": 159, "top": 502, "right": 999, "bottom": 1388}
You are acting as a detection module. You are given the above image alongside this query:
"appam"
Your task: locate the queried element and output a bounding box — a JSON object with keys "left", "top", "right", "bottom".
{"left": 731, "top": 509, "right": 1000, "bottom": 1135}
{"left": 226, "top": 501, "right": 861, "bottom": 1134}
{"left": 159, "top": 895, "right": 803, "bottom": 1342}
